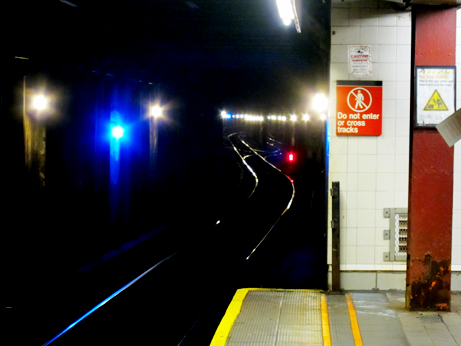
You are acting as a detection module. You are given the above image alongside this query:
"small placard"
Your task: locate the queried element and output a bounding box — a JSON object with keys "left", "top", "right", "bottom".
{"left": 416, "top": 66, "right": 456, "bottom": 126}
{"left": 436, "top": 107, "right": 461, "bottom": 147}
{"left": 349, "top": 45, "right": 372, "bottom": 77}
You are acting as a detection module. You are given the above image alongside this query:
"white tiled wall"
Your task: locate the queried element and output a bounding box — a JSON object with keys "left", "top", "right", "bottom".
{"left": 329, "top": 2, "right": 461, "bottom": 290}
{"left": 328, "top": 1, "right": 411, "bottom": 286}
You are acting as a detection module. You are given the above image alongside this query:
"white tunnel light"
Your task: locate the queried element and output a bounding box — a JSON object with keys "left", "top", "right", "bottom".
{"left": 33, "top": 95, "right": 47, "bottom": 111}
{"left": 151, "top": 105, "right": 162, "bottom": 118}
{"left": 313, "top": 93, "right": 328, "bottom": 113}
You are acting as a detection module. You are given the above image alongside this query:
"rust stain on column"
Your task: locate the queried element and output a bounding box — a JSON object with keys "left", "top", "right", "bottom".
{"left": 406, "top": 256, "right": 451, "bottom": 311}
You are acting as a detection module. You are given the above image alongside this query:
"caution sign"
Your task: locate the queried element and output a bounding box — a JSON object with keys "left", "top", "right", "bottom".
{"left": 423, "top": 90, "right": 448, "bottom": 111}
{"left": 336, "top": 81, "right": 382, "bottom": 136}
{"left": 349, "top": 45, "right": 372, "bottom": 77}
{"left": 416, "top": 67, "right": 456, "bottom": 126}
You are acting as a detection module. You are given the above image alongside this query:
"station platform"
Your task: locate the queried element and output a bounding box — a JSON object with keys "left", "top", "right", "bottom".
{"left": 210, "top": 288, "right": 461, "bottom": 346}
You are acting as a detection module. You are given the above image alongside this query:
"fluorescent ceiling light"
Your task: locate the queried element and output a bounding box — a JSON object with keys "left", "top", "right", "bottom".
{"left": 276, "top": 0, "right": 301, "bottom": 33}
{"left": 276, "top": 0, "right": 294, "bottom": 26}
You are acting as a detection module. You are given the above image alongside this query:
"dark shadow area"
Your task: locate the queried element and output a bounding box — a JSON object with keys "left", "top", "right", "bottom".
{"left": 2, "top": 1, "right": 330, "bottom": 345}
{"left": 229, "top": 125, "right": 328, "bottom": 290}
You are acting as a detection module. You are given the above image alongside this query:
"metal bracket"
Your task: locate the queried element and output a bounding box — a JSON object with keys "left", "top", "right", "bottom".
{"left": 383, "top": 208, "right": 390, "bottom": 218}
{"left": 330, "top": 187, "right": 339, "bottom": 198}
{"left": 383, "top": 229, "right": 390, "bottom": 240}
{"left": 331, "top": 219, "right": 338, "bottom": 229}
{"left": 383, "top": 252, "right": 390, "bottom": 261}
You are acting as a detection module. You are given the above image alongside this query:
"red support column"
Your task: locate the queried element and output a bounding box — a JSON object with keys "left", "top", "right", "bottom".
{"left": 406, "top": 7, "right": 456, "bottom": 311}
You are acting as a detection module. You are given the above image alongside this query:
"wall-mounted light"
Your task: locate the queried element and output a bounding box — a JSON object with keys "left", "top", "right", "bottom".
{"left": 150, "top": 105, "right": 163, "bottom": 118}
{"left": 313, "top": 93, "right": 328, "bottom": 113}
{"left": 33, "top": 95, "right": 47, "bottom": 111}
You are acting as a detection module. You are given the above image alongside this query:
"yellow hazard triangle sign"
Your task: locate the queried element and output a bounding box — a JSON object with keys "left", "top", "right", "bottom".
{"left": 424, "top": 89, "right": 448, "bottom": 111}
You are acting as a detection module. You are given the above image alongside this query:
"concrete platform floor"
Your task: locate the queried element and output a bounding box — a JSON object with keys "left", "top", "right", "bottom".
{"left": 380, "top": 290, "right": 461, "bottom": 346}
{"left": 211, "top": 289, "right": 461, "bottom": 346}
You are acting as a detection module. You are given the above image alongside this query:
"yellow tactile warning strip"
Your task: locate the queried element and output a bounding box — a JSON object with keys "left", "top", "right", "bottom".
{"left": 210, "top": 289, "right": 250, "bottom": 346}
{"left": 321, "top": 294, "right": 332, "bottom": 346}
{"left": 345, "top": 294, "right": 364, "bottom": 346}
{"left": 210, "top": 289, "right": 326, "bottom": 346}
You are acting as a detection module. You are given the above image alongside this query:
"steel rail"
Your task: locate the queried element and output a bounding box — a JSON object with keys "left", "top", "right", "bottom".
{"left": 42, "top": 251, "right": 179, "bottom": 345}
{"left": 238, "top": 136, "right": 295, "bottom": 262}
{"left": 177, "top": 135, "right": 295, "bottom": 345}
{"left": 227, "top": 133, "right": 259, "bottom": 199}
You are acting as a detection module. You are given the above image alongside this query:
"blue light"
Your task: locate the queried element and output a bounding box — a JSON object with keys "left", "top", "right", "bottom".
{"left": 111, "top": 125, "right": 124, "bottom": 139}
{"left": 220, "top": 111, "right": 232, "bottom": 119}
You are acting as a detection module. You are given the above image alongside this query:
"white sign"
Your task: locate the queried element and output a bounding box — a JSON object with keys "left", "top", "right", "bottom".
{"left": 436, "top": 107, "right": 461, "bottom": 147}
{"left": 416, "top": 67, "right": 456, "bottom": 126}
{"left": 349, "top": 45, "right": 372, "bottom": 77}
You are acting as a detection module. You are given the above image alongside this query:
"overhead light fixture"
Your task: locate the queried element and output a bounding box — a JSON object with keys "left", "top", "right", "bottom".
{"left": 277, "top": 0, "right": 294, "bottom": 26}
{"left": 276, "top": 0, "right": 301, "bottom": 33}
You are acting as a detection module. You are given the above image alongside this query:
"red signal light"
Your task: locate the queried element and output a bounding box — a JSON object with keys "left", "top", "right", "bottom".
{"left": 288, "top": 152, "right": 295, "bottom": 162}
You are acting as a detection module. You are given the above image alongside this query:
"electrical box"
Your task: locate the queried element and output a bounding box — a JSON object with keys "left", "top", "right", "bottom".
{"left": 384, "top": 208, "right": 408, "bottom": 261}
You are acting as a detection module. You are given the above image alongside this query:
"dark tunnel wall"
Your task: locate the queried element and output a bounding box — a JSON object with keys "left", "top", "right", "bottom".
{"left": 3, "top": 2, "right": 332, "bottom": 327}
{"left": 2, "top": 59, "right": 235, "bottom": 284}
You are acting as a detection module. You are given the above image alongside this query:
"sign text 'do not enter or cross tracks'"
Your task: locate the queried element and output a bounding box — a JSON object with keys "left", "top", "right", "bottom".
{"left": 336, "top": 81, "right": 383, "bottom": 136}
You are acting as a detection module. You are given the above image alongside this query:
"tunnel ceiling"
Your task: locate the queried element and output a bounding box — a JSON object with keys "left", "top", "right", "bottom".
{"left": 6, "top": 1, "right": 329, "bottom": 74}
{"left": 5, "top": 0, "right": 330, "bottom": 113}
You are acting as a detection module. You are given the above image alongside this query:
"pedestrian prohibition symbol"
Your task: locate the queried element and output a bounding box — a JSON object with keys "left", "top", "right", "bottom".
{"left": 347, "top": 88, "right": 372, "bottom": 113}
